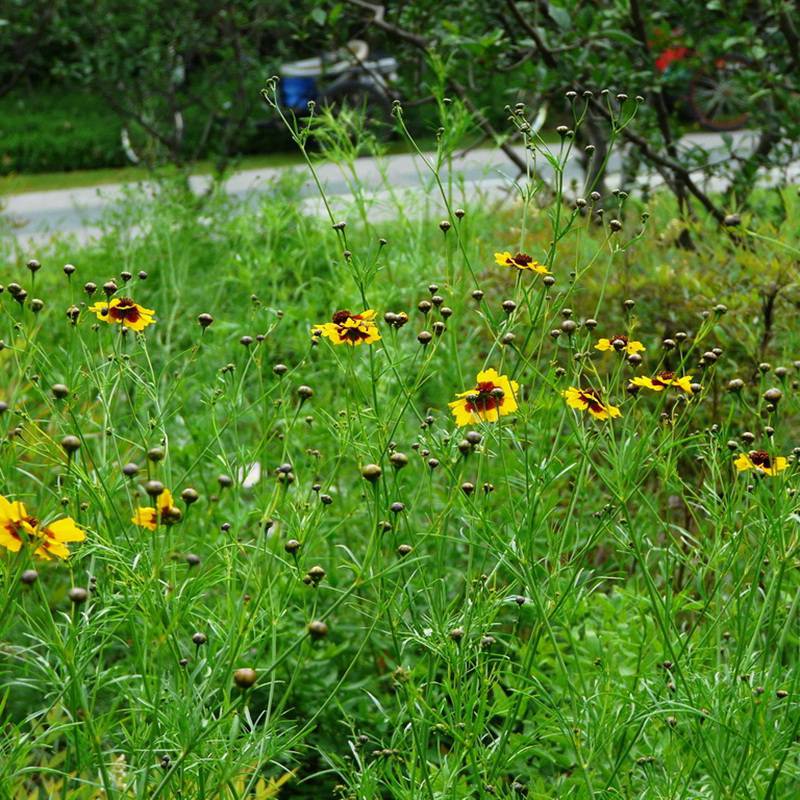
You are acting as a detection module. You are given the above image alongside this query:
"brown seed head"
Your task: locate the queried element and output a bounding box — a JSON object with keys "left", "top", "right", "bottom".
{"left": 233, "top": 667, "right": 257, "bottom": 689}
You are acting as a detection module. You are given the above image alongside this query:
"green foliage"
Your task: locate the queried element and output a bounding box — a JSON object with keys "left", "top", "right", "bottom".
{"left": 1, "top": 102, "right": 800, "bottom": 799}
{"left": 0, "top": 89, "right": 126, "bottom": 174}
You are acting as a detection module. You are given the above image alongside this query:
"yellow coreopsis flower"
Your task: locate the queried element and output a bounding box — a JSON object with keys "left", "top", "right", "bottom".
{"left": 563, "top": 386, "right": 621, "bottom": 420}
{"left": 734, "top": 450, "right": 788, "bottom": 477}
{"left": 312, "top": 309, "right": 380, "bottom": 346}
{"left": 595, "top": 334, "right": 645, "bottom": 356}
{"left": 630, "top": 371, "right": 693, "bottom": 393}
{"left": 132, "top": 489, "right": 182, "bottom": 530}
{"left": 89, "top": 297, "right": 156, "bottom": 332}
{"left": 494, "top": 251, "right": 550, "bottom": 275}
{"left": 0, "top": 495, "right": 85, "bottom": 560}
{"left": 449, "top": 368, "right": 520, "bottom": 427}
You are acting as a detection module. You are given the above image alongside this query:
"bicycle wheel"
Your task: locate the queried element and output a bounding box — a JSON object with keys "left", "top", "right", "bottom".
{"left": 687, "top": 56, "right": 751, "bottom": 132}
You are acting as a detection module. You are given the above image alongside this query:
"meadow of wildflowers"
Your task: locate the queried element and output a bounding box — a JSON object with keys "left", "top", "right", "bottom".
{"left": 1, "top": 95, "right": 800, "bottom": 799}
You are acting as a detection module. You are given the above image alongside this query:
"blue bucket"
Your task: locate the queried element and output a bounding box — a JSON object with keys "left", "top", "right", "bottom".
{"left": 280, "top": 77, "right": 317, "bottom": 110}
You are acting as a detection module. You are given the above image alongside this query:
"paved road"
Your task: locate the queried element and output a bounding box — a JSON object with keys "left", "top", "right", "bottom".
{"left": 3, "top": 130, "right": 793, "bottom": 247}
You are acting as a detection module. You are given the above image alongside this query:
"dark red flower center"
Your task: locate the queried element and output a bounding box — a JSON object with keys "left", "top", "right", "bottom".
{"left": 579, "top": 389, "right": 605, "bottom": 413}
{"left": 3, "top": 515, "right": 39, "bottom": 542}
{"left": 108, "top": 298, "right": 141, "bottom": 323}
{"left": 330, "top": 309, "right": 372, "bottom": 341}
{"left": 610, "top": 334, "right": 628, "bottom": 348}
{"left": 749, "top": 450, "right": 772, "bottom": 467}
{"left": 653, "top": 371, "right": 675, "bottom": 387}
{"left": 332, "top": 309, "right": 354, "bottom": 324}
{"left": 465, "top": 381, "right": 505, "bottom": 413}
{"left": 511, "top": 252, "right": 533, "bottom": 267}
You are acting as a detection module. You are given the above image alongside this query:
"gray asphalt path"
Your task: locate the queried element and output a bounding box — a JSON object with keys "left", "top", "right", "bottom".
{"left": 3, "top": 129, "right": 792, "bottom": 247}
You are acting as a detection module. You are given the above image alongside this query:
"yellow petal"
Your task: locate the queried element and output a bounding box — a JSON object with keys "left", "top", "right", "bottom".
{"left": 45, "top": 517, "right": 86, "bottom": 542}
{"left": 157, "top": 490, "right": 174, "bottom": 514}
{"left": 733, "top": 454, "right": 753, "bottom": 472}
{"left": 595, "top": 339, "right": 612, "bottom": 352}
{"left": 563, "top": 387, "right": 588, "bottom": 410}
{"left": 133, "top": 507, "right": 158, "bottom": 530}
{"left": 630, "top": 377, "right": 661, "bottom": 391}
{"left": 0, "top": 527, "right": 22, "bottom": 553}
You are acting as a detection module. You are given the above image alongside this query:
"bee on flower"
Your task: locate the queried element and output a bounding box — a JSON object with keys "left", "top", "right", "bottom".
{"left": 595, "top": 334, "right": 645, "bottom": 356}
{"left": 494, "top": 251, "right": 550, "bottom": 275}
{"left": 449, "top": 368, "right": 519, "bottom": 427}
{"left": 312, "top": 309, "right": 380, "bottom": 346}
{"left": 132, "top": 489, "right": 182, "bottom": 530}
{"left": 89, "top": 297, "right": 156, "bottom": 332}
{"left": 734, "top": 450, "right": 788, "bottom": 477}
{"left": 0, "top": 495, "right": 85, "bottom": 560}
{"left": 563, "top": 387, "right": 621, "bottom": 420}
{"left": 630, "top": 371, "right": 694, "bottom": 393}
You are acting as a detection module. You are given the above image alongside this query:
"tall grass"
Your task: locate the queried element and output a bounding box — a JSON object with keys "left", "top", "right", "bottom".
{"left": 1, "top": 91, "right": 799, "bottom": 799}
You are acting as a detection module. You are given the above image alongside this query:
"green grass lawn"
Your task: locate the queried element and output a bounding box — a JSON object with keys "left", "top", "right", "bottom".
{"left": 1, "top": 113, "right": 799, "bottom": 799}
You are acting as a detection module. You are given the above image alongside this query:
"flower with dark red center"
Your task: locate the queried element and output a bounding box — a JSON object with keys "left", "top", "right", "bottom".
{"left": 0, "top": 495, "right": 85, "bottom": 560}
{"left": 595, "top": 334, "right": 645, "bottom": 356}
{"left": 631, "top": 371, "right": 694, "bottom": 393}
{"left": 132, "top": 489, "right": 182, "bottom": 530}
{"left": 563, "top": 386, "right": 621, "bottom": 420}
{"left": 734, "top": 450, "right": 788, "bottom": 476}
{"left": 494, "top": 250, "right": 550, "bottom": 275}
{"left": 89, "top": 297, "right": 156, "bottom": 332}
{"left": 450, "top": 369, "right": 519, "bottom": 426}
{"left": 312, "top": 309, "right": 380, "bottom": 346}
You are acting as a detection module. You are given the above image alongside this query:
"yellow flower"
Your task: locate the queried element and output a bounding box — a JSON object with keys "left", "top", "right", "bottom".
{"left": 0, "top": 495, "right": 85, "bottom": 560}
{"left": 595, "top": 334, "right": 645, "bottom": 356}
{"left": 630, "top": 371, "right": 694, "bottom": 393}
{"left": 449, "top": 368, "right": 519, "bottom": 427}
{"left": 494, "top": 251, "right": 550, "bottom": 275}
{"left": 734, "top": 450, "right": 788, "bottom": 477}
{"left": 132, "top": 489, "right": 182, "bottom": 530}
{"left": 563, "top": 386, "right": 621, "bottom": 420}
{"left": 312, "top": 309, "right": 380, "bottom": 346}
{"left": 89, "top": 297, "right": 156, "bottom": 332}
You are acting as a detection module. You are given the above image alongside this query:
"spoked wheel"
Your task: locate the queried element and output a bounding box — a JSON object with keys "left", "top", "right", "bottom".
{"left": 687, "top": 56, "right": 751, "bottom": 132}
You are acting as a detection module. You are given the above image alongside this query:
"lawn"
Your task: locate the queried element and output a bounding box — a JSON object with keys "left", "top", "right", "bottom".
{"left": 1, "top": 108, "right": 799, "bottom": 800}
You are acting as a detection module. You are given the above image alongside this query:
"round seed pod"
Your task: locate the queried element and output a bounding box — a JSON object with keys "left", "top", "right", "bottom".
{"left": 145, "top": 480, "right": 165, "bottom": 497}
{"left": 389, "top": 451, "right": 408, "bottom": 469}
{"left": 68, "top": 587, "right": 88, "bottom": 605}
{"left": 361, "top": 464, "right": 382, "bottom": 483}
{"left": 308, "top": 620, "right": 329, "bottom": 640}
{"left": 21, "top": 569, "right": 39, "bottom": 585}
{"left": 181, "top": 488, "right": 199, "bottom": 504}
{"left": 61, "top": 435, "right": 81, "bottom": 454}
{"left": 52, "top": 384, "right": 70, "bottom": 399}
{"left": 233, "top": 668, "right": 257, "bottom": 689}
{"left": 191, "top": 632, "right": 207, "bottom": 646}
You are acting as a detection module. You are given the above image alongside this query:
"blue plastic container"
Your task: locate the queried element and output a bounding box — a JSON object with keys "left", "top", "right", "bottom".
{"left": 280, "top": 77, "right": 317, "bottom": 110}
